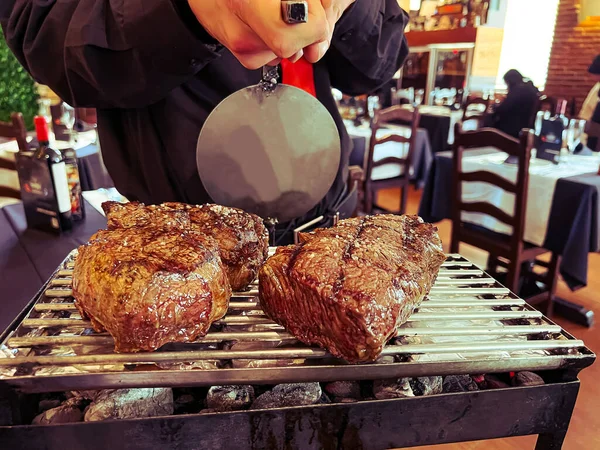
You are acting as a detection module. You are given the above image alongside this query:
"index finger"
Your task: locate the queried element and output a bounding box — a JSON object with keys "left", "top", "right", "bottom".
{"left": 238, "top": 0, "right": 330, "bottom": 59}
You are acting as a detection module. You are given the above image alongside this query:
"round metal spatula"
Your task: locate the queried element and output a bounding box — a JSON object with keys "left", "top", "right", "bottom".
{"left": 196, "top": 2, "right": 341, "bottom": 224}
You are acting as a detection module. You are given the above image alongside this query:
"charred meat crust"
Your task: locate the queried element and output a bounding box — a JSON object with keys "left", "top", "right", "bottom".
{"left": 259, "top": 215, "right": 446, "bottom": 363}
{"left": 101, "top": 201, "right": 269, "bottom": 291}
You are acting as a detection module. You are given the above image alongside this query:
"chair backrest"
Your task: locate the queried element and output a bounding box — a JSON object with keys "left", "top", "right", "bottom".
{"left": 451, "top": 125, "right": 534, "bottom": 252}
{"left": 462, "top": 97, "right": 489, "bottom": 129}
{"left": 365, "top": 106, "right": 421, "bottom": 182}
{"left": 0, "top": 113, "right": 28, "bottom": 153}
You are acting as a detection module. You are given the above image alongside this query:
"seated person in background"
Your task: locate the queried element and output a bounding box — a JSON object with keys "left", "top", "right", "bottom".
{"left": 484, "top": 69, "right": 539, "bottom": 138}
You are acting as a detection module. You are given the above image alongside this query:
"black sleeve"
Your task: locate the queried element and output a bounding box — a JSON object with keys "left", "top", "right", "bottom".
{"left": 0, "top": 0, "right": 221, "bottom": 109}
{"left": 492, "top": 90, "right": 520, "bottom": 117}
{"left": 326, "top": 0, "right": 409, "bottom": 96}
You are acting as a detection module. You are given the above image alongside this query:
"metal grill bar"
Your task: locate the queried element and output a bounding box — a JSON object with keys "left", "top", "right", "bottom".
{"left": 5, "top": 325, "right": 563, "bottom": 349}
{"left": 33, "top": 302, "right": 260, "bottom": 313}
{"left": 7, "top": 330, "right": 295, "bottom": 348}
{"left": 0, "top": 340, "right": 585, "bottom": 367}
{"left": 32, "top": 298, "right": 527, "bottom": 313}
{"left": 19, "top": 310, "right": 544, "bottom": 330}
{"left": 0, "top": 251, "right": 593, "bottom": 392}
{"left": 429, "top": 287, "right": 510, "bottom": 295}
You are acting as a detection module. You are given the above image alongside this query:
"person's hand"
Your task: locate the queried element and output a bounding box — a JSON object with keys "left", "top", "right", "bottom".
{"left": 188, "top": 0, "right": 330, "bottom": 69}
{"left": 303, "top": 0, "right": 356, "bottom": 63}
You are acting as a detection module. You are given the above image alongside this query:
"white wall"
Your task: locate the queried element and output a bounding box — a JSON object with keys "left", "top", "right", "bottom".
{"left": 495, "top": 0, "right": 559, "bottom": 90}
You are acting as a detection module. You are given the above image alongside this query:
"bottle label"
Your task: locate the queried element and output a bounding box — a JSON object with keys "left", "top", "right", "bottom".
{"left": 51, "top": 162, "right": 71, "bottom": 214}
{"left": 65, "top": 161, "right": 83, "bottom": 219}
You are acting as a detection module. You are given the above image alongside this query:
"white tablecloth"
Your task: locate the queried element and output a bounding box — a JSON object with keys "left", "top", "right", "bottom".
{"left": 346, "top": 122, "right": 413, "bottom": 180}
{"left": 461, "top": 149, "right": 600, "bottom": 246}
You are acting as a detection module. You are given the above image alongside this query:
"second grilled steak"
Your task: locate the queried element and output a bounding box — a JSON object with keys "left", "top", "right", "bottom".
{"left": 102, "top": 202, "right": 269, "bottom": 291}
{"left": 259, "top": 215, "right": 446, "bottom": 363}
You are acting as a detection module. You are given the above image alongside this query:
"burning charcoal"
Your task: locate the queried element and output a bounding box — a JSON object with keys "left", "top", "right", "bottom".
{"left": 251, "top": 383, "right": 322, "bottom": 410}
{"left": 471, "top": 374, "right": 485, "bottom": 389}
{"left": 483, "top": 374, "right": 511, "bottom": 390}
{"left": 206, "top": 385, "right": 255, "bottom": 412}
{"left": 38, "top": 399, "right": 62, "bottom": 413}
{"left": 442, "top": 375, "right": 479, "bottom": 393}
{"left": 324, "top": 381, "right": 361, "bottom": 400}
{"left": 84, "top": 388, "right": 174, "bottom": 422}
{"left": 512, "top": 371, "right": 545, "bottom": 387}
{"left": 409, "top": 376, "right": 443, "bottom": 396}
{"left": 33, "top": 398, "right": 84, "bottom": 425}
{"left": 373, "top": 378, "right": 414, "bottom": 400}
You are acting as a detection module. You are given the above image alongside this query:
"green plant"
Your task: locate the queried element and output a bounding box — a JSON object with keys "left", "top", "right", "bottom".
{"left": 0, "top": 32, "right": 39, "bottom": 129}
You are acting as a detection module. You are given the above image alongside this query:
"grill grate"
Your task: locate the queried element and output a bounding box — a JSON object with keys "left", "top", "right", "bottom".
{"left": 0, "top": 250, "right": 593, "bottom": 394}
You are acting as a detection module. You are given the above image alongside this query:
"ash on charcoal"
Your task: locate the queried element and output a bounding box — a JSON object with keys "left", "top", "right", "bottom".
{"left": 375, "top": 355, "right": 396, "bottom": 365}
{"left": 33, "top": 397, "right": 84, "bottom": 425}
{"left": 442, "top": 375, "right": 479, "bottom": 393}
{"left": 512, "top": 371, "right": 545, "bottom": 387}
{"left": 84, "top": 388, "right": 174, "bottom": 422}
{"left": 70, "top": 390, "right": 99, "bottom": 401}
{"left": 324, "top": 381, "right": 361, "bottom": 400}
{"left": 373, "top": 378, "right": 414, "bottom": 400}
{"left": 250, "top": 383, "right": 321, "bottom": 410}
{"left": 409, "top": 376, "right": 443, "bottom": 396}
{"left": 206, "top": 385, "right": 255, "bottom": 412}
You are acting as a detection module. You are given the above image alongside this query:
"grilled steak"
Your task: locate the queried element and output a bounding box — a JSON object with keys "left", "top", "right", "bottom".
{"left": 73, "top": 227, "right": 231, "bottom": 352}
{"left": 102, "top": 202, "right": 269, "bottom": 291}
{"left": 259, "top": 215, "right": 446, "bottom": 363}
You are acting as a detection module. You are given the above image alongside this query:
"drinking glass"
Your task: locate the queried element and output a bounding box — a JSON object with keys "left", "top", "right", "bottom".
{"left": 414, "top": 89, "right": 424, "bottom": 107}
{"left": 567, "top": 119, "right": 586, "bottom": 154}
{"left": 60, "top": 103, "right": 76, "bottom": 145}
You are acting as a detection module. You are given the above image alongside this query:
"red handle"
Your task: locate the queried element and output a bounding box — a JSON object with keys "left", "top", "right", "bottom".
{"left": 280, "top": 58, "right": 317, "bottom": 97}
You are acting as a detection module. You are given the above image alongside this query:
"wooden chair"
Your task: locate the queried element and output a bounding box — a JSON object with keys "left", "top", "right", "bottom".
{"left": 347, "top": 165, "right": 364, "bottom": 218}
{"left": 450, "top": 125, "right": 561, "bottom": 314}
{"left": 0, "top": 112, "right": 28, "bottom": 153}
{"left": 0, "top": 113, "right": 26, "bottom": 200}
{"left": 462, "top": 97, "right": 489, "bottom": 130}
{"left": 363, "top": 106, "right": 421, "bottom": 215}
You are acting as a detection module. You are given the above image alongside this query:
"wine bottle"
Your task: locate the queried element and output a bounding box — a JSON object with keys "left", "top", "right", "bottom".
{"left": 33, "top": 116, "right": 73, "bottom": 232}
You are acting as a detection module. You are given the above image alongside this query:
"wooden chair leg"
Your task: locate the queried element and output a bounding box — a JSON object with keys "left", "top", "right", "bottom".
{"left": 450, "top": 227, "right": 460, "bottom": 254}
{"left": 399, "top": 184, "right": 409, "bottom": 215}
{"left": 506, "top": 259, "right": 521, "bottom": 295}
{"left": 545, "top": 253, "right": 561, "bottom": 317}
{"left": 487, "top": 254, "right": 498, "bottom": 275}
{"left": 364, "top": 184, "right": 373, "bottom": 215}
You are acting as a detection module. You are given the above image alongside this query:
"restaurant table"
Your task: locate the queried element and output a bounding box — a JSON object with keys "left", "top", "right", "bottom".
{"left": 347, "top": 122, "right": 433, "bottom": 189}
{"left": 419, "top": 149, "right": 600, "bottom": 325}
{"left": 391, "top": 106, "right": 463, "bottom": 153}
{"left": 0, "top": 200, "right": 107, "bottom": 333}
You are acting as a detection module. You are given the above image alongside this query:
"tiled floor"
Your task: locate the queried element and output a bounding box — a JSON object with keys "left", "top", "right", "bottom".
{"left": 378, "top": 186, "right": 599, "bottom": 450}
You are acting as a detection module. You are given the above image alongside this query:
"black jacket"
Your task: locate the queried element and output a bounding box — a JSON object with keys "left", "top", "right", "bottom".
{"left": 491, "top": 82, "right": 539, "bottom": 138}
{"left": 1, "top": 0, "right": 408, "bottom": 221}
